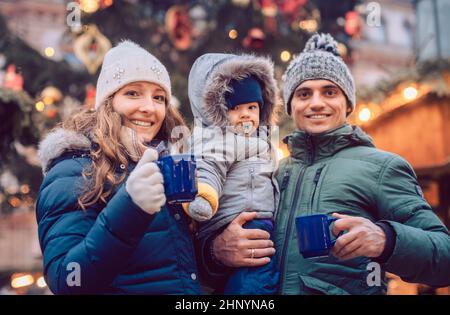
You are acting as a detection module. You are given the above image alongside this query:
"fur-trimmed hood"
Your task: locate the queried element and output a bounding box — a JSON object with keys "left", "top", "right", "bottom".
{"left": 38, "top": 128, "right": 91, "bottom": 175}
{"left": 188, "top": 53, "right": 279, "bottom": 128}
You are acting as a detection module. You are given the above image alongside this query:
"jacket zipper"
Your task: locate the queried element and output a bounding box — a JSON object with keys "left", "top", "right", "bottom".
{"left": 280, "top": 168, "right": 291, "bottom": 192}
{"left": 249, "top": 167, "right": 255, "bottom": 207}
{"left": 279, "top": 134, "right": 314, "bottom": 292}
{"left": 309, "top": 166, "right": 324, "bottom": 214}
{"left": 278, "top": 166, "right": 306, "bottom": 292}
{"left": 274, "top": 165, "right": 292, "bottom": 227}
{"left": 308, "top": 135, "right": 315, "bottom": 166}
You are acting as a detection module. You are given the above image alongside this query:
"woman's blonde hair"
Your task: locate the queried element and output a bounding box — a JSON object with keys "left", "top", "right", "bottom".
{"left": 61, "top": 96, "right": 186, "bottom": 210}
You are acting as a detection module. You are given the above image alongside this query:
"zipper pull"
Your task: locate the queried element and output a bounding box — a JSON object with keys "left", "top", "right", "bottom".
{"left": 280, "top": 169, "right": 291, "bottom": 191}
{"left": 313, "top": 167, "right": 323, "bottom": 183}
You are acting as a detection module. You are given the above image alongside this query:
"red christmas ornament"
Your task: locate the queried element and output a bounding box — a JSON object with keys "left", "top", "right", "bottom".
{"left": 260, "top": 0, "right": 278, "bottom": 34}
{"left": 165, "top": 5, "right": 192, "bottom": 51}
{"left": 3, "top": 64, "right": 24, "bottom": 92}
{"left": 278, "top": 0, "right": 307, "bottom": 22}
{"left": 345, "top": 11, "right": 362, "bottom": 37}
{"left": 261, "top": 0, "right": 278, "bottom": 17}
{"left": 242, "top": 28, "right": 266, "bottom": 50}
{"left": 85, "top": 84, "right": 96, "bottom": 108}
{"left": 46, "top": 108, "right": 58, "bottom": 119}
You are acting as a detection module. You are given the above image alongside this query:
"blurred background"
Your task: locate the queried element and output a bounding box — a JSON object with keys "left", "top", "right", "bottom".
{"left": 0, "top": 0, "right": 449, "bottom": 295}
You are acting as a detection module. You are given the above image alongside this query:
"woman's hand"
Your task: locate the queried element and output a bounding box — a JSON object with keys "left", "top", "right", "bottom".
{"left": 212, "top": 212, "right": 275, "bottom": 268}
{"left": 126, "top": 148, "right": 166, "bottom": 215}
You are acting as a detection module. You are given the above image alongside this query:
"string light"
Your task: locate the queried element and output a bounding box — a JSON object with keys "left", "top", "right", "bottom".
{"left": 403, "top": 86, "right": 418, "bottom": 101}
{"left": 276, "top": 148, "right": 284, "bottom": 160}
{"left": 8, "top": 197, "right": 21, "bottom": 208}
{"left": 35, "top": 101, "right": 45, "bottom": 112}
{"left": 20, "top": 184, "right": 30, "bottom": 194}
{"left": 43, "top": 96, "right": 54, "bottom": 105}
{"left": 44, "top": 47, "right": 55, "bottom": 58}
{"left": 359, "top": 107, "right": 372, "bottom": 122}
{"left": 79, "top": 0, "right": 99, "bottom": 13}
{"left": 228, "top": 29, "right": 238, "bottom": 39}
{"left": 337, "top": 43, "right": 348, "bottom": 57}
{"left": 11, "top": 274, "right": 34, "bottom": 289}
{"left": 276, "top": 147, "right": 289, "bottom": 160}
{"left": 280, "top": 50, "right": 291, "bottom": 62}
{"left": 36, "top": 276, "right": 47, "bottom": 288}
{"left": 299, "top": 19, "right": 318, "bottom": 33}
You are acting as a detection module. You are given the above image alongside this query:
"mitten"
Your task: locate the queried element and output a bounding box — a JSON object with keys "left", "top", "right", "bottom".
{"left": 188, "top": 196, "right": 214, "bottom": 222}
{"left": 126, "top": 148, "right": 166, "bottom": 214}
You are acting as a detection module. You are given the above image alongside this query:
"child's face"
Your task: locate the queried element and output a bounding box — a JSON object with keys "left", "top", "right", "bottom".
{"left": 112, "top": 81, "right": 166, "bottom": 143}
{"left": 227, "top": 102, "right": 260, "bottom": 135}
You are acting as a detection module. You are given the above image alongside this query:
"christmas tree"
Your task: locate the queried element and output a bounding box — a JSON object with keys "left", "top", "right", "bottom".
{"left": 0, "top": 0, "right": 361, "bottom": 214}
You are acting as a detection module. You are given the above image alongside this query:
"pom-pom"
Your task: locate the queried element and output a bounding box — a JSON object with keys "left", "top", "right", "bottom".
{"left": 303, "top": 33, "right": 340, "bottom": 57}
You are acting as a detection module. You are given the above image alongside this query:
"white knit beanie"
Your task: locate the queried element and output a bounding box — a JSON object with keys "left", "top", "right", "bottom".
{"left": 95, "top": 40, "right": 171, "bottom": 109}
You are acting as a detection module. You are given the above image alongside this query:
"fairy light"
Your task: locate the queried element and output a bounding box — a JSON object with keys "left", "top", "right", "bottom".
{"left": 79, "top": 0, "right": 99, "bottom": 13}
{"left": 35, "top": 101, "right": 45, "bottom": 112}
{"left": 228, "top": 29, "right": 238, "bottom": 39}
{"left": 358, "top": 107, "right": 372, "bottom": 122}
{"left": 280, "top": 50, "right": 291, "bottom": 62}
{"left": 20, "top": 184, "right": 30, "bottom": 194}
{"left": 337, "top": 43, "right": 348, "bottom": 57}
{"left": 36, "top": 276, "right": 47, "bottom": 288}
{"left": 11, "top": 274, "right": 34, "bottom": 289}
{"left": 403, "top": 86, "right": 418, "bottom": 101}
{"left": 299, "top": 19, "right": 318, "bottom": 33}
{"left": 8, "top": 197, "right": 21, "bottom": 208}
{"left": 43, "top": 96, "right": 54, "bottom": 105}
{"left": 276, "top": 148, "right": 284, "bottom": 160}
{"left": 44, "top": 47, "right": 55, "bottom": 58}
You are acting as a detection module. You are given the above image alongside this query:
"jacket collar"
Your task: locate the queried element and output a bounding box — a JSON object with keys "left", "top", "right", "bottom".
{"left": 38, "top": 128, "right": 92, "bottom": 175}
{"left": 284, "top": 123, "right": 375, "bottom": 164}
{"left": 188, "top": 53, "right": 279, "bottom": 128}
{"left": 38, "top": 128, "right": 171, "bottom": 176}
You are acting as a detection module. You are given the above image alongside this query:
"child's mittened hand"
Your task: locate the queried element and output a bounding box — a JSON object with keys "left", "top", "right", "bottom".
{"left": 126, "top": 148, "right": 166, "bottom": 215}
{"left": 188, "top": 196, "right": 213, "bottom": 222}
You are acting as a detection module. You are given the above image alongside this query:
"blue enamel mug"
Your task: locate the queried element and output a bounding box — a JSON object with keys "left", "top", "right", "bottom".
{"left": 156, "top": 154, "right": 197, "bottom": 204}
{"left": 295, "top": 214, "right": 341, "bottom": 259}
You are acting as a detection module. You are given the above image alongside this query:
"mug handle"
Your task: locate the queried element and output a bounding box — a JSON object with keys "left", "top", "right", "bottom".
{"left": 327, "top": 217, "right": 344, "bottom": 246}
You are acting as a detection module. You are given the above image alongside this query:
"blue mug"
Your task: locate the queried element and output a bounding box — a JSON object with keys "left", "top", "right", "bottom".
{"left": 157, "top": 154, "right": 198, "bottom": 204}
{"left": 295, "top": 214, "right": 341, "bottom": 259}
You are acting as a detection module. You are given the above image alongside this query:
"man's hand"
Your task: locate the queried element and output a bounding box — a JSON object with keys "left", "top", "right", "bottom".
{"left": 212, "top": 212, "right": 275, "bottom": 268}
{"left": 331, "top": 213, "right": 386, "bottom": 261}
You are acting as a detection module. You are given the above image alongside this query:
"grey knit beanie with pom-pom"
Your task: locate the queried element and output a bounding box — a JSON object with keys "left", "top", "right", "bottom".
{"left": 282, "top": 33, "right": 355, "bottom": 115}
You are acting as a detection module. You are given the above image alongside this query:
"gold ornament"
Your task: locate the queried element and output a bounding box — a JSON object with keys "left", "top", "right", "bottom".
{"left": 74, "top": 24, "right": 111, "bottom": 74}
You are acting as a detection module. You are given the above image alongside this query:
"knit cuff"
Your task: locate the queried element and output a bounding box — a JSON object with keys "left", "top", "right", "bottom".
{"left": 182, "top": 182, "right": 219, "bottom": 216}
{"left": 373, "top": 221, "right": 397, "bottom": 264}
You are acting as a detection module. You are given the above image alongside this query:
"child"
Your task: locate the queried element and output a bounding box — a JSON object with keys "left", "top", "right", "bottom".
{"left": 186, "top": 53, "right": 280, "bottom": 294}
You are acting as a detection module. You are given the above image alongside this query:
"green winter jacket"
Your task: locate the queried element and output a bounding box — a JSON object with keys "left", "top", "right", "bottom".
{"left": 274, "top": 123, "right": 450, "bottom": 295}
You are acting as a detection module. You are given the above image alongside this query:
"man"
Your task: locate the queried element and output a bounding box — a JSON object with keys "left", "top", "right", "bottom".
{"left": 205, "top": 33, "right": 450, "bottom": 294}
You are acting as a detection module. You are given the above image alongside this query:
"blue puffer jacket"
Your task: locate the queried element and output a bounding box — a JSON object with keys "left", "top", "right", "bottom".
{"left": 36, "top": 129, "right": 202, "bottom": 295}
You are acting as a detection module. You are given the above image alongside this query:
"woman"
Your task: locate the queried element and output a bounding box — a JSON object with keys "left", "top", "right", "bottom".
{"left": 36, "top": 41, "right": 201, "bottom": 294}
